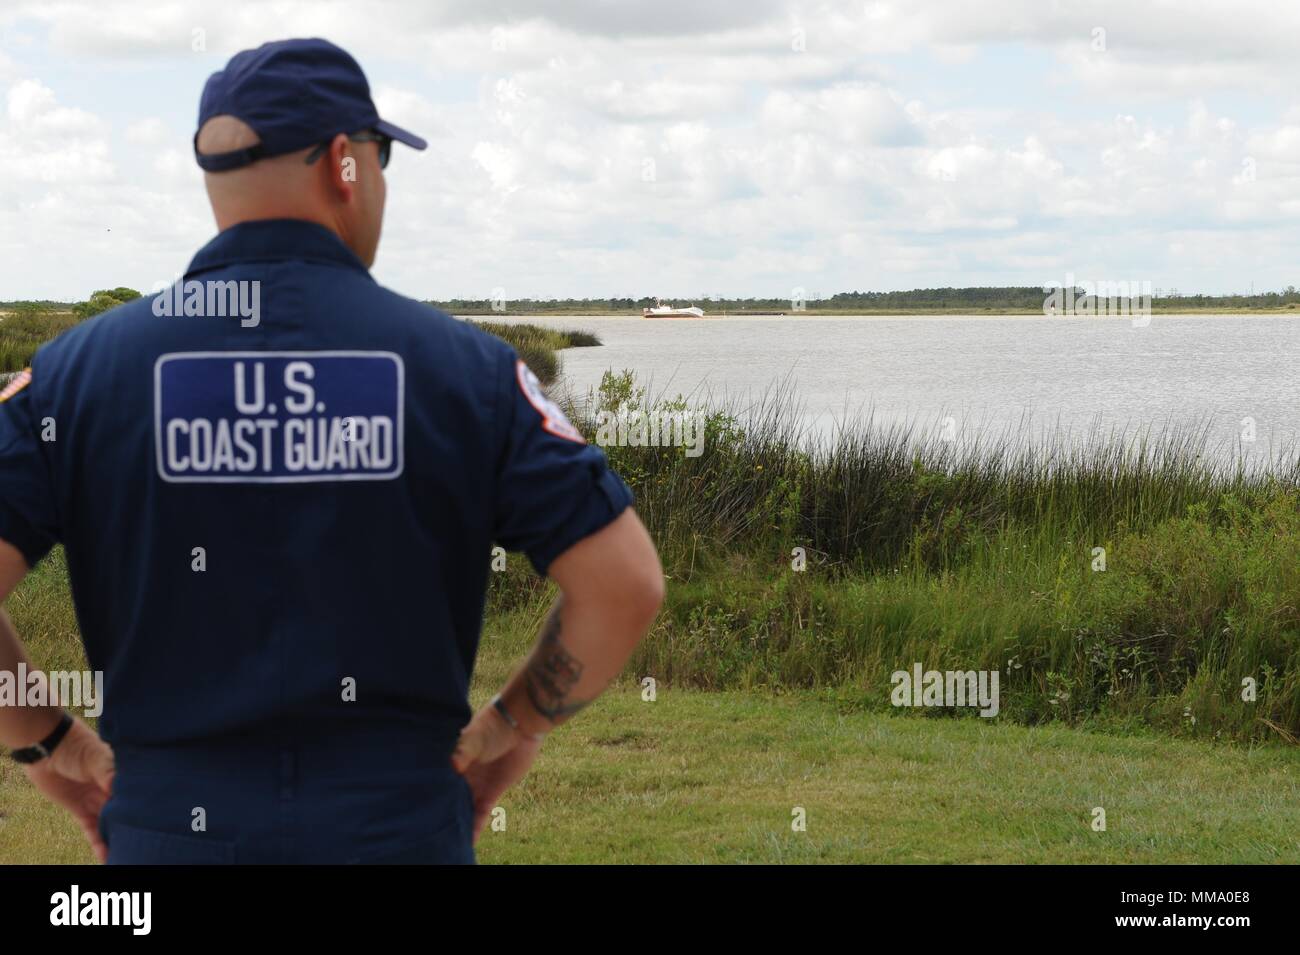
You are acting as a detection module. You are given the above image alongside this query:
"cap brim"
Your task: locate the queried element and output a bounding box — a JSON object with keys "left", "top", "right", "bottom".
{"left": 374, "top": 119, "right": 427, "bottom": 151}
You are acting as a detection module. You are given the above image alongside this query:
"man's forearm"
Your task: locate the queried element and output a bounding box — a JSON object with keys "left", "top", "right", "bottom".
{"left": 498, "top": 593, "right": 650, "bottom": 737}
{"left": 492, "top": 509, "right": 664, "bottom": 739}
{"left": 0, "top": 608, "right": 64, "bottom": 748}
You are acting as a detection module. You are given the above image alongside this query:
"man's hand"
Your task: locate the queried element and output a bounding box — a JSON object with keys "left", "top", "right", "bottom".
{"left": 22, "top": 718, "right": 115, "bottom": 863}
{"left": 451, "top": 701, "right": 542, "bottom": 843}
{"left": 452, "top": 510, "right": 662, "bottom": 845}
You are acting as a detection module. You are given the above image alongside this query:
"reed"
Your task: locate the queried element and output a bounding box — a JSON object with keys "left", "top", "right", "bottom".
{"left": 0, "top": 309, "right": 80, "bottom": 372}
{"left": 488, "top": 372, "right": 1300, "bottom": 741}
{"left": 467, "top": 320, "right": 600, "bottom": 385}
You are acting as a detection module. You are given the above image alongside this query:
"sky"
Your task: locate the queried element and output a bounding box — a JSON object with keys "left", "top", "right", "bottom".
{"left": 2, "top": 0, "right": 1299, "bottom": 302}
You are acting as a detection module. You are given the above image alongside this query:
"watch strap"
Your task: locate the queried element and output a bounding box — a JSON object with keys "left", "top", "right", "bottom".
{"left": 491, "top": 694, "right": 546, "bottom": 742}
{"left": 9, "top": 711, "right": 74, "bottom": 764}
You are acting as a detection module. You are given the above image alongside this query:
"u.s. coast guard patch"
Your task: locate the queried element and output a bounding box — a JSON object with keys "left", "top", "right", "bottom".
{"left": 154, "top": 351, "right": 404, "bottom": 483}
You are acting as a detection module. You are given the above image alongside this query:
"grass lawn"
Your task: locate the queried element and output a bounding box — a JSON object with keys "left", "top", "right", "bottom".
{"left": 2, "top": 557, "right": 1298, "bottom": 864}
{"left": 4, "top": 680, "right": 1298, "bottom": 864}
{"left": 473, "top": 689, "right": 1300, "bottom": 864}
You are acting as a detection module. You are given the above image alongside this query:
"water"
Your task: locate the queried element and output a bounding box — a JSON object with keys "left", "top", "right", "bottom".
{"left": 483, "top": 314, "right": 1300, "bottom": 465}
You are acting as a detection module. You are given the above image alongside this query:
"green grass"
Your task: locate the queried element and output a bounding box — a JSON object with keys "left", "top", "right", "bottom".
{"left": 0, "top": 309, "right": 81, "bottom": 373}
{"left": 469, "top": 688, "right": 1300, "bottom": 864}
{"left": 473, "top": 604, "right": 1300, "bottom": 863}
{"left": 6, "top": 679, "right": 1299, "bottom": 863}
{"left": 1, "top": 290, "right": 138, "bottom": 371}
{"left": 4, "top": 585, "right": 1297, "bottom": 864}
{"left": 3, "top": 358, "right": 1300, "bottom": 861}
{"left": 511, "top": 372, "right": 1300, "bottom": 742}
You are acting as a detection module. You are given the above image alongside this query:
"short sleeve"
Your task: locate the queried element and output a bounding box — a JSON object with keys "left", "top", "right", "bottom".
{"left": 0, "top": 375, "right": 59, "bottom": 566}
{"left": 492, "top": 349, "right": 633, "bottom": 575}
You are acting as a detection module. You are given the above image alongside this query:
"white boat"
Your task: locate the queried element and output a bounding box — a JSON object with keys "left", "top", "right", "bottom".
{"left": 642, "top": 300, "right": 706, "bottom": 318}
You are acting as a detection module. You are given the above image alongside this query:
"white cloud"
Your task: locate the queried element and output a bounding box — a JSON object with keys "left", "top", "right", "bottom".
{"left": 124, "top": 116, "right": 169, "bottom": 145}
{"left": 1, "top": 0, "right": 1299, "bottom": 299}
{"left": 8, "top": 78, "right": 102, "bottom": 135}
{"left": 0, "top": 79, "right": 113, "bottom": 184}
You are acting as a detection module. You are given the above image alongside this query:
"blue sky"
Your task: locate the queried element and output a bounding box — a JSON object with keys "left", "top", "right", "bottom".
{"left": 3, "top": 0, "right": 1299, "bottom": 301}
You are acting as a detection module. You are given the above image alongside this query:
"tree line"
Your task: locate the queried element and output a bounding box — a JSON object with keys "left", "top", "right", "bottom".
{"left": 6, "top": 284, "right": 1300, "bottom": 320}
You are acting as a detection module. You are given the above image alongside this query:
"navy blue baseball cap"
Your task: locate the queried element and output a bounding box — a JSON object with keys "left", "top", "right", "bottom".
{"left": 194, "top": 38, "right": 427, "bottom": 172}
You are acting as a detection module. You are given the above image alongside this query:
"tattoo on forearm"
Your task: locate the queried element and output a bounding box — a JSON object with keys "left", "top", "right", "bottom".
{"left": 525, "top": 600, "right": 595, "bottom": 723}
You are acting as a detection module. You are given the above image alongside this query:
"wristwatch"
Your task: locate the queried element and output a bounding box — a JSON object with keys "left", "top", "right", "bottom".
{"left": 8, "top": 711, "right": 74, "bottom": 764}
{"left": 491, "top": 694, "right": 547, "bottom": 742}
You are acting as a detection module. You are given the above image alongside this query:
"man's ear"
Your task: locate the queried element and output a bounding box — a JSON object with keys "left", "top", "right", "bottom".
{"left": 322, "top": 133, "right": 357, "bottom": 203}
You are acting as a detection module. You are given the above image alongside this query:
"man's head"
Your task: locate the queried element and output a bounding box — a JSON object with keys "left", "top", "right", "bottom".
{"left": 193, "top": 38, "right": 426, "bottom": 268}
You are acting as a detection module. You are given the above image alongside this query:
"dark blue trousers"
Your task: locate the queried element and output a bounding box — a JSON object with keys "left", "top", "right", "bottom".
{"left": 100, "top": 728, "right": 474, "bottom": 864}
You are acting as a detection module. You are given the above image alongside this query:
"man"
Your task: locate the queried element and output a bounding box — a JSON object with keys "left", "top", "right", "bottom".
{"left": 0, "top": 38, "right": 663, "bottom": 864}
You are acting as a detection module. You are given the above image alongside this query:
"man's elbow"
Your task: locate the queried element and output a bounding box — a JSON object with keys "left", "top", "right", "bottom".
{"left": 564, "top": 557, "right": 662, "bottom": 637}
{"left": 551, "top": 508, "right": 665, "bottom": 630}
{"left": 619, "top": 530, "right": 665, "bottom": 632}
{"left": 633, "top": 559, "right": 666, "bottom": 629}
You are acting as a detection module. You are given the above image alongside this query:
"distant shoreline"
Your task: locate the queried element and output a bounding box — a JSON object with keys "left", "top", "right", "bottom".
{"left": 6, "top": 306, "right": 1298, "bottom": 322}
{"left": 7, "top": 304, "right": 1299, "bottom": 319}
{"left": 450, "top": 308, "right": 1300, "bottom": 318}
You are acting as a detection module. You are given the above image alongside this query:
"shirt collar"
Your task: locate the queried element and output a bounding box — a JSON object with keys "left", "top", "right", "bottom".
{"left": 184, "top": 218, "right": 373, "bottom": 280}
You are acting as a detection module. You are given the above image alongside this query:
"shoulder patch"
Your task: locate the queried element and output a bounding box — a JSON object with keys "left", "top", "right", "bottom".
{"left": 0, "top": 368, "right": 32, "bottom": 403}
{"left": 515, "top": 360, "right": 585, "bottom": 444}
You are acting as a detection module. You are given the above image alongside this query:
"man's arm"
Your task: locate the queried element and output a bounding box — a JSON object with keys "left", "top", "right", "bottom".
{"left": 500, "top": 507, "right": 664, "bottom": 735}
{"left": 0, "top": 538, "right": 115, "bottom": 862}
{"left": 451, "top": 508, "right": 663, "bottom": 839}
{"left": 0, "top": 540, "right": 62, "bottom": 748}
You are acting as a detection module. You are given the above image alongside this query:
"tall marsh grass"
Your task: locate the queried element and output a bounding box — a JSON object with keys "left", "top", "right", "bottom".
{"left": 467, "top": 320, "right": 600, "bottom": 385}
{"left": 490, "top": 371, "right": 1300, "bottom": 741}
{"left": 0, "top": 309, "right": 80, "bottom": 373}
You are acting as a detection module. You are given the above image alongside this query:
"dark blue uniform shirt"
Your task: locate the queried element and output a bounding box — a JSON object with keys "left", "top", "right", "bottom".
{"left": 0, "top": 219, "right": 632, "bottom": 862}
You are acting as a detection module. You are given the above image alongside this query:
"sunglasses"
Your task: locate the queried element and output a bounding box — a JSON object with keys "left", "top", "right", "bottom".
{"left": 304, "top": 129, "right": 393, "bottom": 170}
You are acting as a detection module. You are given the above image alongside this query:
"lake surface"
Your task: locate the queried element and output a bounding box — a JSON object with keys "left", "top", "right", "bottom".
{"left": 483, "top": 314, "right": 1300, "bottom": 465}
